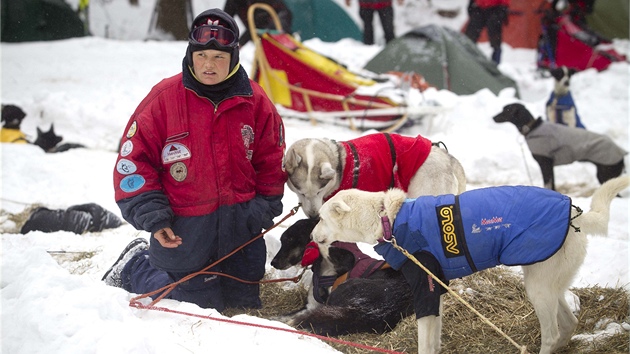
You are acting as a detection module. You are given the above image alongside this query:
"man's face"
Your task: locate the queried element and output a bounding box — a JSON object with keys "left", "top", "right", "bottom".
{"left": 192, "top": 49, "right": 231, "bottom": 85}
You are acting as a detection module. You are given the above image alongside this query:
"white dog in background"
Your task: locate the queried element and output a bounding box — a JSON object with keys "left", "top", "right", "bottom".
{"left": 311, "top": 176, "right": 630, "bottom": 354}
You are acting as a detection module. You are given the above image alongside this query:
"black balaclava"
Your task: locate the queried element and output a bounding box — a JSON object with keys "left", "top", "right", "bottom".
{"left": 186, "top": 8, "right": 240, "bottom": 76}
{"left": 182, "top": 8, "right": 242, "bottom": 102}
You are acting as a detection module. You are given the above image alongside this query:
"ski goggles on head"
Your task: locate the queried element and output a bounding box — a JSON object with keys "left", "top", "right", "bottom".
{"left": 189, "top": 25, "right": 238, "bottom": 48}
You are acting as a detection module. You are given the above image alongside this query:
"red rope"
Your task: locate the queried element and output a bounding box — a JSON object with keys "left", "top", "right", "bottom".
{"left": 129, "top": 300, "right": 406, "bottom": 354}
{"left": 129, "top": 205, "right": 301, "bottom": 306}
{"left": 127, "top": 204, "right": 405, "bottom": 353}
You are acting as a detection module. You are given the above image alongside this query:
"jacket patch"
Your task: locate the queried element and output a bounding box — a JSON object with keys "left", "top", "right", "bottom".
{"left": 162, "top": 142, "right": 191, "bottom": 164}
{"left": 437, "top": 205, "right": 462, "bottom": 258}
{"left": 120, "top": 174, "right": 145, "bottom": 193}
{"left": 241, "top": 125, "right": 254, "bottom": 160}
{"left": 126, "top": 121, "right": 137, "bottom": 139}
{"left": 116, "top": 159, "right": 137, "bottom": 175}
{"left": 120, "top": 140, "right": 133, "bottom": 157}
{"left": 170, "top": 162, "right": 188, "bottom": 182}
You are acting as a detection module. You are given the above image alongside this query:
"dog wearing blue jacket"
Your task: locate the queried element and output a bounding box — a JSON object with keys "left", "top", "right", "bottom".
{"left": 546, "top": 66, "right": 585, "bottom": 129}
{"left": 311, "top": 176, "right": 630, "bottom": 354}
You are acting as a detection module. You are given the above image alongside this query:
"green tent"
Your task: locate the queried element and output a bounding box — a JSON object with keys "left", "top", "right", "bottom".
{"left": 587, "top": 0, "right": 629, "bottom": 40}
{"left": 1, "top": 0, "right": 85, "bottom": 42}
{"left": 284, "top": 0, "right": 362, "bottom": 42}
{"left": 364, "top": 25, "right": 519, "bottom": 97}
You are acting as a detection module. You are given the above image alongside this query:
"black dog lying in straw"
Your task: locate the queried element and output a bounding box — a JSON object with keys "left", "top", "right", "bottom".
{"left": 493, "top": 103, "right": 626, "bottom": 190}
{"left": 270, "top": 218, "right": 413, "bottom": 336}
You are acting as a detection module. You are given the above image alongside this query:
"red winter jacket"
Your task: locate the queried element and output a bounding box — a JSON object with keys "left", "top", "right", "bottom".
{"left": 473, "top": 0, "right": 509, "bottom": 8}
{"left": 358, "top": 0, "right": 393, "bottom": 10}
{"left": 114, "top": 71, "right": 286, "bottom": 217}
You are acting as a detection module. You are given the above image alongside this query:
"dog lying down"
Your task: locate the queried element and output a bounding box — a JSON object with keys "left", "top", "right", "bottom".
{"left": 270, "top": 218, "right": 413, "bottom": 336}
{"left": 311, "top": 176, "right": 630, "bottom": 354}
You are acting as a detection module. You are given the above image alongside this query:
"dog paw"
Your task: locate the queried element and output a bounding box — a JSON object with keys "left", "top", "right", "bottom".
{"left": 270, "top": 315, "right": 296, "bottom": 326}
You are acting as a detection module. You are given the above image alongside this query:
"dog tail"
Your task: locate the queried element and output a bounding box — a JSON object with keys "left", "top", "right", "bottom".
{"left": 577, "top": 176, "right": 630, "bottom": 236}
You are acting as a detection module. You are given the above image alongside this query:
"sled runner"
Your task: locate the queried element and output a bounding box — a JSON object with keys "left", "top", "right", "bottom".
{"left": 247, "top": 3, "right": 443, "bottom": 132}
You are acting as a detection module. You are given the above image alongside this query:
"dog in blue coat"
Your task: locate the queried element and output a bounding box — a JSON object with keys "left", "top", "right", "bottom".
{"left": 311, "top": 176, "right": 630, "bottom": 354}
{"left": 546, "top": 66, "right": 585, "bottom": 129}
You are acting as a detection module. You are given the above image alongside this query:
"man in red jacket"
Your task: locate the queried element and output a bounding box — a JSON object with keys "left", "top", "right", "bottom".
{"left": 346, "top": 0, "right": 404, "bottom": 45}
{"left": 464, "top": 0, "right": 510, "bottom": 64}
{"left": 103, "top": 8, "right": 287, "bottom": 312}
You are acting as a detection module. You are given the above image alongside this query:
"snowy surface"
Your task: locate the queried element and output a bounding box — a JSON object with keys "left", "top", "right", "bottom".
{"left": 1, "top": 0, "right": 629, "bottom": 353}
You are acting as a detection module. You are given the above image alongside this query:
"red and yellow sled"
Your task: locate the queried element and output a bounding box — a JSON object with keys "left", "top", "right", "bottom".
{"left": 247, "top": 3, "right": 442, "bottom": 132}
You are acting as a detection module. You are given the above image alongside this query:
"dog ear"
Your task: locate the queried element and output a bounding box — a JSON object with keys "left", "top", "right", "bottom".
{"left": 329, "top": 198, "right": 351, "bottom": 217}
{"left": 568, "top": 68, "right": 577, "bottom": 77}
{"left": 320, "top": 162, "right": 336, "bottom": 180}
{"left": 283, "top": 149, "right": 301, "bottom": 174}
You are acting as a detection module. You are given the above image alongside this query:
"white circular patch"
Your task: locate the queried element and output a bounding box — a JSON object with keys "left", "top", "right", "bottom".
{"left": 116, "top": 158, "right": 137, "bottom": 175}
{"left": 120, "top": 140, "right": 133, "bottom": 157}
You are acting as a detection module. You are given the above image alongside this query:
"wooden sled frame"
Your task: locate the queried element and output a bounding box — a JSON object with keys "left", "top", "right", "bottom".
{"left": 247, "top": 3, "right": 438, "bottom": 132}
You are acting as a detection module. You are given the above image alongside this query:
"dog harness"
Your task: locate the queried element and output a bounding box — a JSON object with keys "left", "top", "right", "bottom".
{"left": 546, "top": 92, "right": 585, "bottom": 129}
{"left": 330, "top": 133, "right": 432, "bottom": 198}
{"left": 311, "top": 241, "right": 387, "bottom": 304}
{"left": 374, "top": 185, "right": 572, "bottom": 280}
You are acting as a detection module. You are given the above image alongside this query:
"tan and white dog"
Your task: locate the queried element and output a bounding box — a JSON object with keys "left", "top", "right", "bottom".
{"left": 283, "top": 133, "right": 466, "bottom": 218}
{"left": 311, "top": 176, "right": 630, "bottom": 354}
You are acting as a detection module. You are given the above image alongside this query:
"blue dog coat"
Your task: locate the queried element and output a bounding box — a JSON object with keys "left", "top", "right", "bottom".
{"left": 546, "top": 92, "right": 585, "bottom": 129}
{"left": 375, "top": 186, "right": 572, "bottom": 280}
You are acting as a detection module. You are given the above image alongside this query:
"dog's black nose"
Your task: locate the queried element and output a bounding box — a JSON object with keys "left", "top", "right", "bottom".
{"left": 493, "top": 111, "right": 508, "bottom": 123}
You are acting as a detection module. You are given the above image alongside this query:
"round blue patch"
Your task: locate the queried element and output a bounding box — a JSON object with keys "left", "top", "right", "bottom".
{"left": 120, "top": 174, "right": 145, "bottom": 193}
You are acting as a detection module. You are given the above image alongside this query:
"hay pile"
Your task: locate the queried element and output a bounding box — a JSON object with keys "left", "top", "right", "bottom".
{"left": 227, "top": 267, "right": 629, "bottom": 354}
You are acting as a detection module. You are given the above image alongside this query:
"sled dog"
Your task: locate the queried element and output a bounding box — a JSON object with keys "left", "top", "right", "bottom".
{"left": 283, "top": 133, "right": 466, "bottom": 218}
{"left": 494, "top": 103, "right": 626, "bottom": 191}
{"left": 311, "top": 176, "right": 630, "bottom": 354}
{"left": 546, "top": 66, "right": 585, "bottom": 129}
{"left": 270, "top": 218, "right": 413, "bottom": 336}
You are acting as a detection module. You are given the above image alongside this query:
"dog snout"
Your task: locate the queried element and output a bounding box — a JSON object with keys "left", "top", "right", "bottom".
{"left": 305, "top": 209, "right": 319, "bottom": 218}
{"left": 270, "top": 256, "right": 286, "bottom": 270}
{"left": 492, "top": 113, "right": 506, "bottom": 123}
{"left": 311, "top": 230, "right": 326, "bottom": 244}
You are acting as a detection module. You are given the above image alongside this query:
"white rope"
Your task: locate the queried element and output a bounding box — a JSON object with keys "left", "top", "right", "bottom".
{"left": 391, "top": 238, "right": 529, "bottom": 354}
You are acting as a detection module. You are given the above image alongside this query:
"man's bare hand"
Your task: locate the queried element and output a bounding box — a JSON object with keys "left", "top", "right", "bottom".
{"left": 154, "top": 227, "right": 183, "bottom": 248}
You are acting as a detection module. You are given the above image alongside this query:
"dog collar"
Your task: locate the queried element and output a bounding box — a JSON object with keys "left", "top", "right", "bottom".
{"left": 378, "top": 208, "right": 393, "bottom": 243}
{"left": 520, "top": 117, "right": 540, "bottom": 136}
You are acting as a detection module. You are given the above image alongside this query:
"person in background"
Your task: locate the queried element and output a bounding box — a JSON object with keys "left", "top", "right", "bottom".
{"left": 346, "top": 0, "right": 404, "bottom": 45}
{"left": 223, "top": 0, "right": 292, "bottom": 46}
{"left": 103, "top": 8, "right": 287, "bottom": 312}
{"left": 464, "top": 0, "right": 510, "bottom": 64}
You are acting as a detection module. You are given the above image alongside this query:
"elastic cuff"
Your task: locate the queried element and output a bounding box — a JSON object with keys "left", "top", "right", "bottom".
{"left": 149, "top": 220, "right": 171, "bottom": 234}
